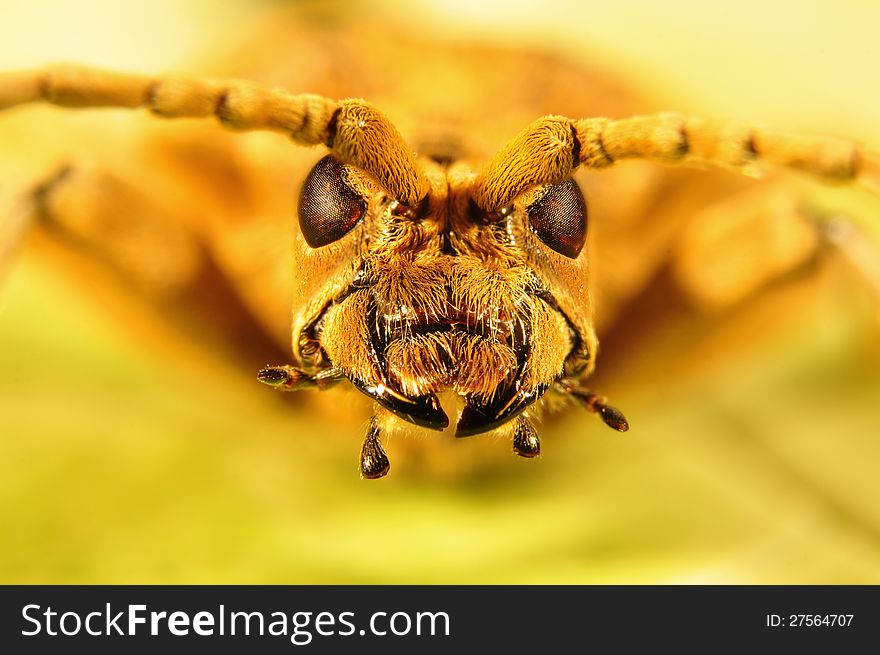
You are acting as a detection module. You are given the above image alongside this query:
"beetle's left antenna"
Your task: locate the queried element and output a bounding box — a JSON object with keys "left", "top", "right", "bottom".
{"left": 472, "top": 114, "right": 880, "bottom": 211}
{"left": 0, "top": 64, "right": 429, "bottom": 205}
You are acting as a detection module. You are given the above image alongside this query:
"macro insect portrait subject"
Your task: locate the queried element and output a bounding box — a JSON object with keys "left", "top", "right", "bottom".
{"left": 1, "top": 0, "right": 879, "bottom": 584}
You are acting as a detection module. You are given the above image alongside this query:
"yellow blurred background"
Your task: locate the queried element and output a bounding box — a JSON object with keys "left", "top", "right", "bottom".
{"left": 1, "top": 0, "right": 879, "bottom": 583}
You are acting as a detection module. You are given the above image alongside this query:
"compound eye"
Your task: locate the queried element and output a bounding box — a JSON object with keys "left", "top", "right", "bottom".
{"left": 526, "top": 178, "right": 587, "bottom": 258}
{"left": 298, "top": 155, "right": 367, "bottom": 248}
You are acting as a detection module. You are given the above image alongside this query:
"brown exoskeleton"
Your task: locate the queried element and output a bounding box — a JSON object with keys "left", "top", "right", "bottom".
{"left": 1, "top": 57, "right": 878, "bottom": 479}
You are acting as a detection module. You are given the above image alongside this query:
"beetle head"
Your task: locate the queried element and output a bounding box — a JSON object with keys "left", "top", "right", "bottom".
{"left": 291, "top": 121, "right": 596, "bottom": 436}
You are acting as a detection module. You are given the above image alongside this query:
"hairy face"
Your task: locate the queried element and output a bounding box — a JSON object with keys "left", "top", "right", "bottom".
{"left": 291, "top": 155, "right": 596, "bottom": 436}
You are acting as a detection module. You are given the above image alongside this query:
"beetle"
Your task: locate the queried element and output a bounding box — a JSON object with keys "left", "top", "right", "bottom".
{"left": 3, "top": 63, "right": 877, "bottom": 479}
{"left": 1, "top": 7, "right": 878, "bottom": 482}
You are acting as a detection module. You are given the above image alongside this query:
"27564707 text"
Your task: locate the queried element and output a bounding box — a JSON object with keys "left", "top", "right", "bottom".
{"left": 765, "top": 614, "right": 854, "bottom": 628}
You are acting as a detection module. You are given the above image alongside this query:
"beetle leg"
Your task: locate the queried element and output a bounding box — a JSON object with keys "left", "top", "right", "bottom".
{"left": 257, "top": 365, "right": 343, "bottom": 391}
{"left": 0, "top": 167, "right": 39, "bottom": 285}
{"left": 360, "top": 414, "right": 390, "bottom": 479}
{"left": 671, "top": 183, "right": 880, "bottom": 316}
{"left": 672, "top": 185, "right": 823, "bottom": 311}
{"left": 557, "top": 380, "right": 630, "bottom": 432}
{"left": 819, "top": 216, "right": 880, "bottom": 312}
{"left": 16, "top": 161, "right": 288, "bottom": 369}
{"left": 27, "top": 162, "right": 205, "bottom": 295}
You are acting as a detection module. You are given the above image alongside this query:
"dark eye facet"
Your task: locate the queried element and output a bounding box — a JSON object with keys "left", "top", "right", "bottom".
{"left": 298, "top": 155, "right": 367, "bottom": 248}
{"left": 526, "top": 178, "right": 587, "bottom": 258}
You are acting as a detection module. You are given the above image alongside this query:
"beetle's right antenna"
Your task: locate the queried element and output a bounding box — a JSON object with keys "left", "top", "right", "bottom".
{"left": 0, "top": 64, "right": 429, "bottom": 206}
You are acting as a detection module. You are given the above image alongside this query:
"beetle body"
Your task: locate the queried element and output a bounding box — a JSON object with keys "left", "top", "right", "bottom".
{"left": 3, "top": 2, "right": 880, "bottom": 587}
{"left": 1, "top": 5, "right": 878, "bottom": 479}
